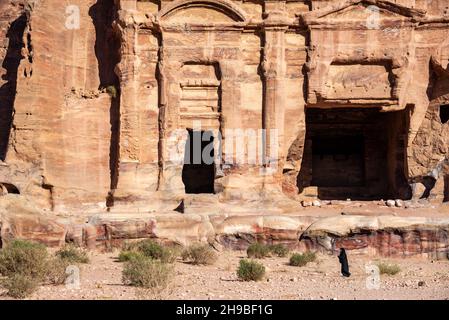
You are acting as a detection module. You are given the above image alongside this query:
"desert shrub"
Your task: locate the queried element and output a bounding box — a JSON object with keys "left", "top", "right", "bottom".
{"left": 105, "top": 85, "right": 117, "bottom": 98}
{"left": 1, "top": 274, "right": 39, "bottom": 299}
{"left": 0, "top": 240, "right": 52, "bottom": 298}
{"left": 56, "top": 244, "right": 89, "bottom": 264}
{"left": 0, "top": 240, "right": 49, "bottom": 280}
{"left": 236, "top": 259, "right": 265, "bottom": 281}
{"left": 377, "top": 262, "right": 401, "bottom": 276}
{"left": 268, "top": 244, "right": 289, "bottom": 257}
{"left": 181, "top": 244, "right": 217, "bottom": 265}
{"left": 121, "top": 241, "right": 140, "bottom": 251}
{"left": 138, "top": 240, "right": 165, "bottom": 259}
{"left": 118, "top": 250, "right": 145, "bottom": 262}
{"left": 158, "top": 246, "right": 180, "bottom": 264}
{"left": 122, "top": 254, "right": 173, "bottom": 289}
{"left": 0, "top": 240, "right": 79, "bottom": 298}
{"left": 118, "top": 240, "right": 179, "bottom": 263}
{"left": 46, "top": 257, "right": 70, "bottom": 285}
{"left": 289, "top": 252, "right": 317, "bottom": 267}
{"left": 246, "top": 243, "right": 271, "bottom": 259}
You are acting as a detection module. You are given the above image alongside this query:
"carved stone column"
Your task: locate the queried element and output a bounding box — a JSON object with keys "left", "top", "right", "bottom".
{"left": 261, "top": 5, "right": 288, "bottom": 176}
{"left": 114, "top": 17, "right": 141, "bottom": 200}
{"left": 219, "top": 59, "right": 243, "bottom": 170}
{"left": 157, "top": 55, "right": 184, "bottom": 195}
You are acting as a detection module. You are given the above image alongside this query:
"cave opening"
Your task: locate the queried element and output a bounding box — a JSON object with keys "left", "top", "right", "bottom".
{"left": 182, "top": 129, "right": 215, "bottom": 194}
{"left": 440, "top": 104, "right": 449, "bottom": 124}
{"left": 444, "top": 175, "right": 449, "bottom": 202}
{"left": 0, "top": 13, "right": 28, "bottom": 161}
{"left": 298, "top": 107, "right": 410, "bottom": 200}
{"left": 311, "top": 135, "right": 365, "bottom": 188}
{"left": 0, "top": 182, "right": 20, "bottom": 194}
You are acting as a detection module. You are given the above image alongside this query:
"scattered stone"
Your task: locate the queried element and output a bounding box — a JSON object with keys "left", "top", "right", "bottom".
{"left": 417, "top": 199, "right": 430, "bottom": 206}
{"left": 395, "top": 199, "right": 404, "bottom": 207}
{"left": 312, "top": 200, "right": 321, "bottom": 207}
{"left": 412, "top": 183, "right": 427, "bottom": 200}
{"left": 301, "top": 201, "right": 313, "bottom": 207}
{"left": 386, "top": 200, "right": 396, "bottom": 207}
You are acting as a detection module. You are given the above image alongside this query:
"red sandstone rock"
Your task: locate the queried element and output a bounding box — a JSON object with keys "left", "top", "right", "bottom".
{"left": 0, "top": 1, "right": 448, "bottom": 258}
{"left": 0, "top": 195, "right": 68, "bottom": 246}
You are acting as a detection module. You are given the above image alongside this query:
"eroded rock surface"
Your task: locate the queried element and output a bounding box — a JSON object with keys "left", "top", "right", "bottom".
{"left": 0, "top": 194, "right": 447, "bottom": 258}
{"left": 0, "top": 1, "right": 448, "bottom": 255}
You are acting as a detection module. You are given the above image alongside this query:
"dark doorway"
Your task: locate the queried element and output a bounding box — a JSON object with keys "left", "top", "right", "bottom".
{"left": 298, "top": 108, "right": 409, "bottom": 200}
{"left": 0, "top": 13, "right": 28, "bottom": 160}
{"left": 0, "top": 182, "right": 20, "bottom": 194}
{"left": 311, "top": 135, "right": 365, "bottom": 187}
{"left": 182, "top": 130, "right": 215, "bottom": 194}
{"left": 440, "top": 104, "right": 449, "bottom": 124}
{"left": 444, "top": 175, "right": 449, "bottom": 202}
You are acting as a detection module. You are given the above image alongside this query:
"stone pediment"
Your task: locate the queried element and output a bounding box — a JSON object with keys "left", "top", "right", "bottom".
{"left": 301, "top": 0, "right": 426, "bottom": 26}
{"left": 158, "top": 0, "right": 247, "bottom": 24}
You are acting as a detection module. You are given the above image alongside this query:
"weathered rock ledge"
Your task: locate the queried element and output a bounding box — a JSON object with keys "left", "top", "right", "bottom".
{"left": 0, "top": 195, "right": 448, "bottom": 259}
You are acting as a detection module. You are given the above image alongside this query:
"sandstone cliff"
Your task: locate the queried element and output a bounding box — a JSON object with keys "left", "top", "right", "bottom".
{"left": 0, "top": 0, "right": 447, "bottom": 215}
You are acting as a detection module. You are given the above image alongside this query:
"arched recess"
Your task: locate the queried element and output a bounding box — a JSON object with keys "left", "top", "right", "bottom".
{"left": 157, "top": 0, "right": 248, "bottom": 22}
{"left": 0, "top": 182, "right": 20, "bottom": 194}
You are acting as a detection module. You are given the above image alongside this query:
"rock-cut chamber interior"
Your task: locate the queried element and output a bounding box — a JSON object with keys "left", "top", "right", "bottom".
{"left": 298, "top": 107, "right": 410, "bottom": 200}
{"left": 182, "top": 129, "right": 216, "bottom": 194}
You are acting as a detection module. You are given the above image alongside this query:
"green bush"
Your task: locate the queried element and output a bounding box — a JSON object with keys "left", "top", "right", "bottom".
{"left": 246, "top": 243, "right": 271, "bottom": 259}
{"left": 118, "top": 240, "right": 179, "bottom": 263}
{"left": 122, "top": 254, "right": 173, "bottom": 289}
{"left": 118, "top": 250, "right": 145, "bottom": 262}
{"left": 138, "top": 240, "right": 165, "bottom": 259}
{"left": 56, "top": 244, "right": 89, "bottom": 264}
{"left": 377, "top": 262, "right": 401, "bottom": 276}
{"left": 0, "top": 240, "right": 77, "bottom": 298}
{"left": 289, "top": 252, "right": 317, "bottom": 267}
{"left": 0, "top": 240, "right": 49, "bottom": 281}
{"left": 2, "top": 274, "right": 39, "bottom": 299}
{"left": 268, "top": 244, "right": 289, "bottom": 257}
{"left": 236, "top": 259, "right": 265, "bottom": 281}
{"left": 0, "top": 240, "right": 63, "bottom": 298}
{"left": 106, "top": 85, "right": 117, "bottom": 98}
{"left": 46, "top": 257, "right": 70, "bottom": 285}
{"left": 181, "top": 244, "right": 217, "bottom": 265}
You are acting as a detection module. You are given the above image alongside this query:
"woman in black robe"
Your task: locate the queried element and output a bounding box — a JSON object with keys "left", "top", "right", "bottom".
{"left": 338, "top": 248, "right": 351, "bottom": 277}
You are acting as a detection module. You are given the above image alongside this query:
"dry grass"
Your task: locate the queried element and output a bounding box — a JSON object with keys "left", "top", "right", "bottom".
{"left": 0, "top": 240, "right": 73, "bottom": 298}
{"left": 122, "top": 254, "right": 174, "bottom": 290}
{"left": 56, "top": 244, "right": 89, "bottom": 264}
{"left": 119, "top": 240, "right": 179, "bottom": 263}
{"left": 289, "top": 252, "right": 317, "bottom": 267}
{"left": 377, "top": 262, "right": 401, "bottom": 276}
{"left": 181, "top": 244, "right": 218, "bottom": 265}
{"left": 246, "top": 243, "right": 271, "bottom": 259}
{"left": 237, "top": 259, "right": 265, "bottom": 281}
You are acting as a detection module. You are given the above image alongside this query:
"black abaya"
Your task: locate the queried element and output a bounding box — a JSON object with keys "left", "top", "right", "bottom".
{"left": 338, "top": 248, "right": 351, "bottom": 277}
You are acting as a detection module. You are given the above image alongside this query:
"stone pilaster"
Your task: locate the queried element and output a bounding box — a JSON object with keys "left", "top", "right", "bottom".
{"left": 219, "top": 59, "right": 243, "bottom": 168}
{"left": 114, "top": 17, "right": 141, "bottom": 199}
{"left": 261, "top": 1, "right": 288, "bottom": 175}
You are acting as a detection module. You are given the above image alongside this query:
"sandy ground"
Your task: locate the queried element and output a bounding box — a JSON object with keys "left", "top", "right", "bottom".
{"left": 285, "top": 201, "right": 449, "bottom": 218}
{"left": 1, "top": 250, "right": 445, "bottom": 300}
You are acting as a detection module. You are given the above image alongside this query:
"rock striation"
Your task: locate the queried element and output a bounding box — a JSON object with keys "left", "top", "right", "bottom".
{"left": 0, "top": 0, "right": 448, "bottom": 256}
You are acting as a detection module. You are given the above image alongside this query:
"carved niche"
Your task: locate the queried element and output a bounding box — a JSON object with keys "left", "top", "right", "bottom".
{"left": 301, "top": 0, "right": 426, "bottom": 108}
{"left": 179, "top": 63, "right": 222, "bottom": 130}
{"left": 324, "top": 61, "right": 394, "bottom": 101}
